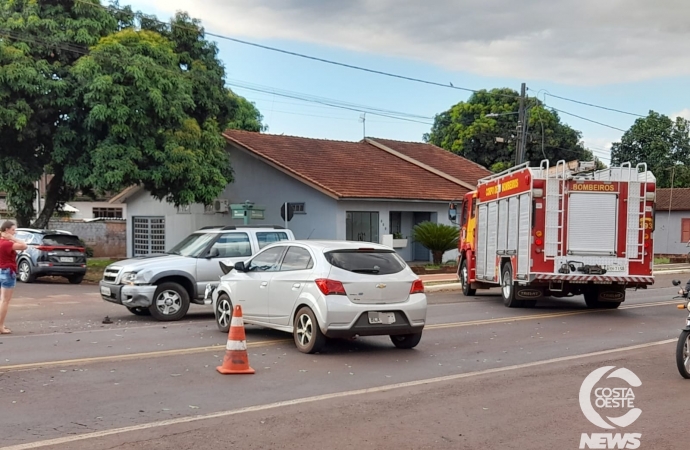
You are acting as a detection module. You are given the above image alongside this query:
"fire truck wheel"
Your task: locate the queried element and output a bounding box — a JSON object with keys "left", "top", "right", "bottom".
{"left": 583, "top": 289, "right": 621, "bottom": 309}
{"left": 460, "top": 260, "right": 476, "bottom": 296}
{"left": 501, "top": 263, "right": 524, "bottom": 308}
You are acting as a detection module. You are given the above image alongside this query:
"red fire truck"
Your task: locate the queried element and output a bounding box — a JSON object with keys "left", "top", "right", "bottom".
{"left": 450, "top": 159, "right": 656, "bottom": 308}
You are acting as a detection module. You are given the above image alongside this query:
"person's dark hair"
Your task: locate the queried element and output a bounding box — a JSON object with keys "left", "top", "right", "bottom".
{"left": 0, "top": 220, "right": 16, "bottom": 232}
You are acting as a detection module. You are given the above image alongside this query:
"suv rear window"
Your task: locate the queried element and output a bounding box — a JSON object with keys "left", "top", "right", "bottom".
{"left": 41, "top": 234, "right": 82, "bottom": 247}
{"left": 325, "top": 250, "right": 406, "bottom": 275}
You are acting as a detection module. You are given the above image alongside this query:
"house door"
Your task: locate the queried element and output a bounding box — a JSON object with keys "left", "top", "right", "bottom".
{"left": 132, "top": 217, "right": 166, "bottom": 256}
{"left": 413, "top": 212, "right": 431, "bottom": 261}
{"left": 346, "top": 212, "right": 379, "bottom": 243}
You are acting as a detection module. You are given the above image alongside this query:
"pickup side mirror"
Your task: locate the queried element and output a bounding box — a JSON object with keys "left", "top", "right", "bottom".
{"left": 207, "top": 247, "right": 220, "bottom": 259}
{"left": 234, "top": 261, "right": 246, "bottom": 272}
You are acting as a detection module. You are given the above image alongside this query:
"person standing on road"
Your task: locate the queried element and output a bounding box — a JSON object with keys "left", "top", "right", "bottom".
{"left": 0, "top": 220, "right": 28, "bottom": 334}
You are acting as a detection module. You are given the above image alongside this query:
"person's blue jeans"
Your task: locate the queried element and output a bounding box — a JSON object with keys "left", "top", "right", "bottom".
{"left": 0, "top": 268, "right": 17, "bottom": 289}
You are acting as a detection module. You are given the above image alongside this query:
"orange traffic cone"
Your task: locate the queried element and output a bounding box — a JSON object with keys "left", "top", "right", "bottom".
{"left": 216, "top": 305, "right": 255, "bottom": 375}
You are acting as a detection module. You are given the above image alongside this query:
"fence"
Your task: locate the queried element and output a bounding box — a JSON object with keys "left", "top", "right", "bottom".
{"left": 47, "top": 219, "right": 126, "bottom": 258}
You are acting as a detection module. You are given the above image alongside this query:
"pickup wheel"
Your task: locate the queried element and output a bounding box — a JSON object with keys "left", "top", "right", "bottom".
{"left": 149, "top": 282, "right": 190, "bottom": 321}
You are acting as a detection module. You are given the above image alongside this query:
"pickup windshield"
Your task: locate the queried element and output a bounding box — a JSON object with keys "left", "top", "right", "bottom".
{"left": 167, "top": 233, "right": 216, "bottom": 258}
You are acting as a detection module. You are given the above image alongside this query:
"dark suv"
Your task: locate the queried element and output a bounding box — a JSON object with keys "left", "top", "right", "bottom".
{"left": 14, "top": 228, "right": 88, "bottom": 284}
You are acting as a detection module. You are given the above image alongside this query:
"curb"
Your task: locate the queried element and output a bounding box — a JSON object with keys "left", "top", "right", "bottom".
{"left": 424, "top": 283, "right": 462, "bottom": 293}
{"left": 421, "top": 268, "right": 690, "bottom": 294}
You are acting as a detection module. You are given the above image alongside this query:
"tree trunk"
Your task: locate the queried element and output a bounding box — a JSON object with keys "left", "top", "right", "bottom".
{"left": 31, "top": 170, "right": 64, "bottom": 229}
{"left": 15, "top": 210, "right": 33, "bottom": 228}
{"left": 432, "top": 250, "right": 444, "bottom": 265}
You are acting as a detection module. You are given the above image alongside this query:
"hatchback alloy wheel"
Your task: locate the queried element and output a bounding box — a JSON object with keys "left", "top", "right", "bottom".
{"left": 293, "top": 306, "right": 326, "bottom": 354}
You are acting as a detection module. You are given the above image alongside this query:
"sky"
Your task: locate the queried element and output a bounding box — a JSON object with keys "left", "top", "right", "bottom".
{"left": 127, "top": 0, "right": 690, "bottom": 167}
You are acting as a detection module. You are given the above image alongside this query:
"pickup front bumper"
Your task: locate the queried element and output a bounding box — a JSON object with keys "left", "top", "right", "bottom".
{"left": 99, "top": 281, "right": 157, "bottom": 308}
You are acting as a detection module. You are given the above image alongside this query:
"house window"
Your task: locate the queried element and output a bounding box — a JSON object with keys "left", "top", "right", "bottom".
{"left": 346, "top": 211, "right": 379, "bottom": 243}
{"left": 682, "top": 218, "right": 690, "bottom": 243}
{"left": 93, "top": 207, "right": 123, "bottom": 219}
{"left": 291, "top": 203, "right": 306, "bottom": 214}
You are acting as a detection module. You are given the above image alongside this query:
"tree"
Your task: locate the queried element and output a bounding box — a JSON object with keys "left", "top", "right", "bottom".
{"left": 424, "top": 88, "right": 596, "bottom": 171}
{"left": 0, "top": 1, "right": 266, "bottom": 227}
{"left": 227, "top": 93, "right": 268, "bottom": 132}
{"left": 411, "top": 221, "right": 459, "bottom": 265}
{"left": 611, "top": 111, "right": 690, "bottom": 188}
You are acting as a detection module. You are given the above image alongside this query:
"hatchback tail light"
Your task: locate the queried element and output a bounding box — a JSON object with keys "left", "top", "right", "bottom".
{"left": 410, "top": 279, "right": 425, "bottom": 294}
{"left": 315, "top": 279, "right": 347, "bottom": 296}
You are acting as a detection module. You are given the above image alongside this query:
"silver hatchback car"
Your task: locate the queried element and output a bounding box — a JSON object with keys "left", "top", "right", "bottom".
{"left": 209, "top": 240, "right": 427, "bottom": 353}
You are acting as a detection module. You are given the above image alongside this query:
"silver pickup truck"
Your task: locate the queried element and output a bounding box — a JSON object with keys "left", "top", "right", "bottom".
{"left": 99, "top": 226, "right": 295, "bottom": 321}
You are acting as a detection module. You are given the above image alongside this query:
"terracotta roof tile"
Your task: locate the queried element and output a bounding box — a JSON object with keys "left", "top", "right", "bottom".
{"left": 368, "top": 138, "right": 492, "bottom": 186}
{"left": 656, "top": 188, "right": 690, "bottom": 211}
{"left": 222, "top": 130, "right": 489, "bottom": 202}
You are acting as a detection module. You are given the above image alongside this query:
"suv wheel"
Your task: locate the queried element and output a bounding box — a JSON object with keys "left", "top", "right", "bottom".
{"left": 67, "top": 275, "right": 84, "bottom": 285}
{"left": 293, "top": 306, "right": 326, "bottom": 354}
{"left": 149, "top": 282, "right": 190, "bottom": 321}
{"left": 18, "top": 260, "right": 36, "bottom": 283}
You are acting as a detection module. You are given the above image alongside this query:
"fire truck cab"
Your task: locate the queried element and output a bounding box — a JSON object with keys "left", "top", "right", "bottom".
{"left": 450, "top": 159, "right": 656, "bottom": 309}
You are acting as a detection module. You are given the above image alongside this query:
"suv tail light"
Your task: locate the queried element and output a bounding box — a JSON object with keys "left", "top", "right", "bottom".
{"left": 315, "top": 279, "right": 347, "bottom": 296}
{"left": 410, "top": 279, "right": 425, "bottom": 294}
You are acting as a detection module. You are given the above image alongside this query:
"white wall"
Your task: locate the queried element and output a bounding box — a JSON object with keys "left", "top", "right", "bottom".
{"left": 68, "top": 201, "right": 127, "bottom": 221}
{"left": 336, "top": 200, "right": 459, "bottom": 263}
{"left": 654, "top": 210, "right": 690, "bottom": 255}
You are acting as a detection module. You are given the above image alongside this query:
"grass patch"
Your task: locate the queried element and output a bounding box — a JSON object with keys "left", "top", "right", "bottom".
{"left": 85, "top": 258, "right": 119, "bottom": 283}
{"left": 654, "top": 257, "right": 671, "bottom": 265}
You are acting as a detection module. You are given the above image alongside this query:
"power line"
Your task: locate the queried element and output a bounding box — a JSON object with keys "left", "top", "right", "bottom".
{"left": 228, "top": 82, "right": 434, "bottom": 125}
{"left": 540, "top": 92, "right": 646, "bottom": 118}
{"left": 0, "top": 30, "right": 436, "bottom": 127}
{"left": 72, "top": 0, "right": 524, "bottom": 100}
{"left": 545, "top": 104, "right": 627, "bottom": 132}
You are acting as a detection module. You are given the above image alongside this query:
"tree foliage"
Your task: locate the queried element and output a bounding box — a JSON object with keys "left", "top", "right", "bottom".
{"left": 611, "top": 111, "right": 690, "bottom": 188}
{"left": 424, "top": 88, "right": 605, "bottom": 172}
{"left": 0, "top": 0, "right": 265, "bottom": 227}
{"left": 411, "top": 221, "right": 459, "bottom": 265}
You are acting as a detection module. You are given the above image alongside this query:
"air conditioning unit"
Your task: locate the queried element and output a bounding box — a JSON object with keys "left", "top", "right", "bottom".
{"left": 213, "top": 199, "right": 229, "bottom": 213}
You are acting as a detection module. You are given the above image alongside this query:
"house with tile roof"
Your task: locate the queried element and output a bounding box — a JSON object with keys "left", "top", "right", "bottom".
{"left": 118, "top": 131, "right": 492, "bottom": 261}
{"left": 654, "top": 188, "right": 690, "bottom": 255}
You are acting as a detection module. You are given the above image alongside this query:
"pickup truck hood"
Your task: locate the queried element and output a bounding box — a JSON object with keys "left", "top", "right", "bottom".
{"left": 107, "top": 254, "right": 195, "bottom": 273}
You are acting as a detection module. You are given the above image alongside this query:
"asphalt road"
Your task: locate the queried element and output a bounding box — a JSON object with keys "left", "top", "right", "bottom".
{"left": 1, "top": 272, "right": 688, "bottom": 450}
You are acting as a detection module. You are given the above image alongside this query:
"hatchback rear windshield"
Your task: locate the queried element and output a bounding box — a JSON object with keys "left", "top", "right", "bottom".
{"left": 41, "top": 234, "right": 82, "bottom": 247}
{"left": 324, "top": 250, "right": 406, "bottom": 275}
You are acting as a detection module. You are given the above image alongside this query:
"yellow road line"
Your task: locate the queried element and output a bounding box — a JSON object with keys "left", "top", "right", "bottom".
{"left": 1, "top": 300, "right": 677, "bottom": 373}
{"left": 0, "top": 339, "right": 291, "bottom": 373}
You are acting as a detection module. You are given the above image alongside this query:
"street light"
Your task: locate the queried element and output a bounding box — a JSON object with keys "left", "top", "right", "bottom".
{"left": 485, "top": 112, "right": 519, "bottom": 118}
{"left": 486, "top": 111, "right": 529, "bottom": 165}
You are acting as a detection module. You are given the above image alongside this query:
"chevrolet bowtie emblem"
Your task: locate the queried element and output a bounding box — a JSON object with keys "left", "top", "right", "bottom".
{"left": 376, "top": 284, "right": 386, "bottom": 289}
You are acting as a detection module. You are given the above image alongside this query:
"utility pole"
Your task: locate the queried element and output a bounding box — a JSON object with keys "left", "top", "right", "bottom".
{"left": 516, "top": 82, "right": 526, "bottom": 165}
{"left": 360, "top": 113, "right": 366, "bottom": 138}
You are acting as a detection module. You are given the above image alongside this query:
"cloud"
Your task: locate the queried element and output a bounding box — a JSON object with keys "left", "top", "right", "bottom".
{"left": 671, "top": 108, "right": 690, "bottom": 120}
{"left": 138, "top": 0, "right": 690, "bottom": 86}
